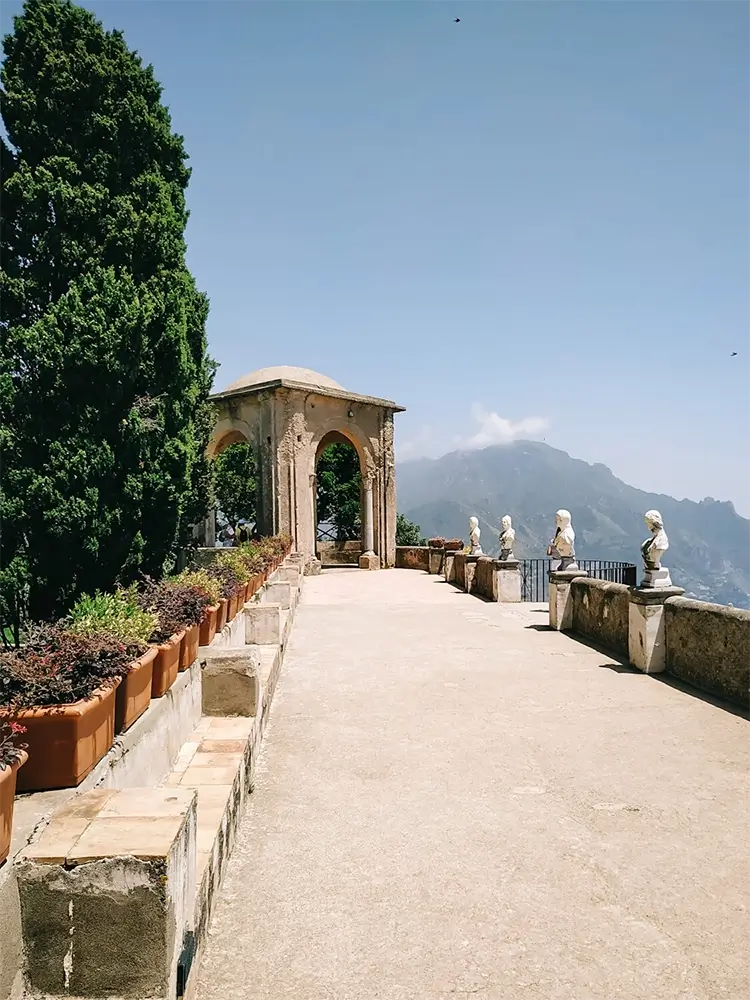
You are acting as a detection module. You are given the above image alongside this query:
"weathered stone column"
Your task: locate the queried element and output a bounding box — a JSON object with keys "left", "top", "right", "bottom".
{"left": 549, "top": 568, "right": 589, "bottom": 630}
{"left": 628, "top": 585, "right": 685, "bottom": 673}
{"left": 443, "top": 549, "right": 458, "bottom": 584}
{"left": 428, "top": 546, "right": 443, "bottom": 575}
{"left": 359, "top": 480, "right": 379, "bottom": 570}
{"left": 462, "top": 553, "right": 481, "bottom": 593}
{"left": 494, "top": 559, "right": 522, "bottom": 602}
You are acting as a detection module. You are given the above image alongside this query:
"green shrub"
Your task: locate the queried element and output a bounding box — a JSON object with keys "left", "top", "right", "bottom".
{"left": 175, "top": 569, "right": 221, "bottom": 604}
{"left": 69, "top": 587, "right": 157, "bottom": 644}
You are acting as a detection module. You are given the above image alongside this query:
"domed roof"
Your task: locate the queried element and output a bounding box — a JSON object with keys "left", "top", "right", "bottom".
{"left": 222, "top": 366, "right": 344, "bottom": 394}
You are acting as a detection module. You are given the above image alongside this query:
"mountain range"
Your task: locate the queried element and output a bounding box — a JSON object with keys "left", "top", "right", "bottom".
{"left": 396, "top": 441, "right": 750, "bottom": 609}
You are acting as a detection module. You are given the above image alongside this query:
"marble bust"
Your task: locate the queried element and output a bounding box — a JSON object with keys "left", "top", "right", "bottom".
{"left": 499, "top": 515, "right": 516, "bottom": 561}
{"left": 469, "top": 516, "right": 483, "bottom": 555}
{"left": 549, "top": 509, "right": 577, "bottom": 570}
{"left": 640, "top": 509, "right": 672, "bottom": 587}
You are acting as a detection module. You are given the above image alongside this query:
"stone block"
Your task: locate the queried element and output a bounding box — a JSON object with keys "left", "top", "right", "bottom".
{"left": 549, "top": 569, "right": 588, "bottom": 630}
{"left": 628, "top": 586, "right": 685, "bottom": 674}
{"left": 462, "top": 554, "right": 481, "bottom": 593}
{"left": 276, "top": 565, "right": 301, "bottom": 590}
{"left": 359, "top": 551, "right": 379, "bottom": 570}
{"left": 495, "top": 560, "right": 522, "bottom": 603}
{"left": 201, "top": 646, "right": 261, "bottom": 717}
{"left": 17, "top": 788, "right": 196, "bottom": 1000}
{"left": 262, "top": 580, "right": 293, "bottom": 610}
{"left": 428, "top": 548, "right": 443, "bottom": 575}
{"left": 244, "top": 603, "right": 282, "bottom": 645}
{"left": 443, "top": 550, "right": 457, "bottom": 584}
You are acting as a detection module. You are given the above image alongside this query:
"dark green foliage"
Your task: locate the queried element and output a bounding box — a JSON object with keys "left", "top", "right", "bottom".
{"left": 316, "top": 443, "right": 361, "bottom": 541}
{"left": 396, "top": 513, "right": 426, "bottom": 547}
{"left": 0, "top": 0, "right": 215, "bottom": 628}
{"left": 213, "top": 442, "right": 257, "bottom": 527}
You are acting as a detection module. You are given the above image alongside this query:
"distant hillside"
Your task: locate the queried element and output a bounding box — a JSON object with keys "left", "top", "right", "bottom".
{"left": 397, "top": 442, "right": 750, "bottom": 608}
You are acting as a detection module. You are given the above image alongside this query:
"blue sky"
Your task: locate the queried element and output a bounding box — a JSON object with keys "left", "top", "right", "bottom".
{"left": 2, "top": 1, "right": 748, "bottom": 513}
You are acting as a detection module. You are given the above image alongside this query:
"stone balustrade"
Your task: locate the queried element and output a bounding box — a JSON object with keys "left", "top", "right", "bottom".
{"left": 570, "top": 578, "right": 630, "bottom": 657}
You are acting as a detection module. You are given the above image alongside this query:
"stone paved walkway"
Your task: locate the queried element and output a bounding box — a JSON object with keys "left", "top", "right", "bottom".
{"left": 195, "top": 569, "right": 749, "bottom": 1000}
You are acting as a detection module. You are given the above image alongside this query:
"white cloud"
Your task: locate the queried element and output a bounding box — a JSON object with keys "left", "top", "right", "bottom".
{"left": 462, "top": 404, "right": 548, "bottom": 449}
{"left": 397, "top": 407, "right": 549, "bottom": 462}
{"left": 397, "top": 424, "right": 436, "bottom": 461}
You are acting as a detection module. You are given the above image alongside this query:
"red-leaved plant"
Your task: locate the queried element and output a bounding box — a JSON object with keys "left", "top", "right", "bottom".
{"left": 0, "top": 721, "right": 27, "bottom": 770}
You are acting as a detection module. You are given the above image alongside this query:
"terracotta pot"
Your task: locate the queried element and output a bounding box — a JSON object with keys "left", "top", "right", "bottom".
{"left": 179, "top": 623, "right": 200, "bottom": 672}
{"left": 115, "top": 647, "right": 157, "bottom": 734}
{"left": 0, "top": 751, "right": 27, "bottom": 864}
{"left": 151, "top": 631, "right": 185, "bottom": 698}
{"left": 227, "top": 593, "right": 240, "bottom": 623}
{"left": 444, "top": 540, "right": 463, "bottom": 551}
{"left": 216, "top": 598, "right": 228, "bottom": 632}
{"left": 199, "top": 603, "right": 219, "bottom": 646}
{"left": 7, "top": 685, "right": 119, "bottom": 792}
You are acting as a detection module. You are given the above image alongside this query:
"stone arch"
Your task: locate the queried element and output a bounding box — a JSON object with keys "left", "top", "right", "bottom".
{"left": 313, "top": 427, "right": 368, "bottom": 565}
{"left": 310, "top": 419, "right": 372, "bottom": 480}
{"left": 207, "top": 418, "right": 254, "bottom": 460}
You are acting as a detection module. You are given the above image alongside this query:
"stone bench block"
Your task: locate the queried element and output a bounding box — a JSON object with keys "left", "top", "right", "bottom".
{"left": 245, "top": 602, "right": 283, "bottom": 645}
{"left": 17, "top": 787, "right": 196, "bottom": 1000}
{"left": 201, "top": 647, "right": 262, "bottom": 717}
{"left": 262, "top": 580, "right": 293, "bottom": 611}
{"left": 275, "top": 565, "right": 301, "bottom": 590}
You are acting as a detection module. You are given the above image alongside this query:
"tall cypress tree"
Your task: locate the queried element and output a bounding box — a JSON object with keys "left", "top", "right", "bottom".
{"left": 0, "top": 0, "right": 215, "bottom": 626}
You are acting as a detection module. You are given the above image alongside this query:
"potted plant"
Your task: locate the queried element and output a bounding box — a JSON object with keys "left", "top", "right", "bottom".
{"left": 137, "top": 581, "right": 187, "bottom": 696}
{"left": 1, "top": 721, "right": 28, "bottom": 864}
{"left": 444, "top": 539, "right": 464, "bottom": 551}
{"left": 428, "top": 537, "right": 446, "bottom": 549}
{"left": 0, "top": 625, "right": 131, "bottom": 791}
{"left": 69, "top": 587, "right": 158, "bottom": 734}
{"left": 206, "top": 558, "right": 244, "bottom": 625}
{"left": 237, "top": 544, "right": 266, "bottom": 599}
{"left": 176, "top": 570, "right": 222, "bottom": 646}
{"left": 166, "top": 581, "right": 213, "bottom": 670}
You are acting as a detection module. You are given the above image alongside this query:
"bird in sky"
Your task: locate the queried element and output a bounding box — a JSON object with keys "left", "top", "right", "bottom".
{"left": 454, "top": 18, "right": 461, "bottom": 23}
{"left": 731, "top": 352, "right": 738, "bottom": 356}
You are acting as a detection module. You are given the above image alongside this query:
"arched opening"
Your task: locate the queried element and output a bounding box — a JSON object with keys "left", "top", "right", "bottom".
{"left": 314, "top": 431, "right": 363, "bottom": 566}
{"left": 211, "top": 437, "right": 259, "bottom": 547}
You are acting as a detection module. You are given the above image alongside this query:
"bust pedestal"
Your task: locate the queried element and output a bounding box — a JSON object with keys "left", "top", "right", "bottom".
{"left": 549, "top": 568, "right": 588, "bottom": 630}
{"left": 628, "top": 585, "right": 684, "bottom": 673}
{"left": 641, "top": 567, "right": 673, "bottom": 589}
{"left": 493, "top": 559, "right": 521, "bottom": 602}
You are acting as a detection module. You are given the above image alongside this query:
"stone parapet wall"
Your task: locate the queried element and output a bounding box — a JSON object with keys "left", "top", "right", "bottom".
{"left": 395, "top": 546, "right": 430, "bottom": 571}
{"left": 571, "top": 578, "right": 630, "bottom": 657}
{"left": 317, "top": 540, "right": 362, "bottom": 565}
{"left": 664, "top": 597, "right": 750, "bottom": 707}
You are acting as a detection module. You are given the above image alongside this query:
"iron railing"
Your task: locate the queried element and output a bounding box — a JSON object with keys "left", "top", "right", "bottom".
{"left": 520, "top": 559, "right": 637, "bottom": 602}
{"left": 316, "top": 521, "right": 361, "bottom": 543}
